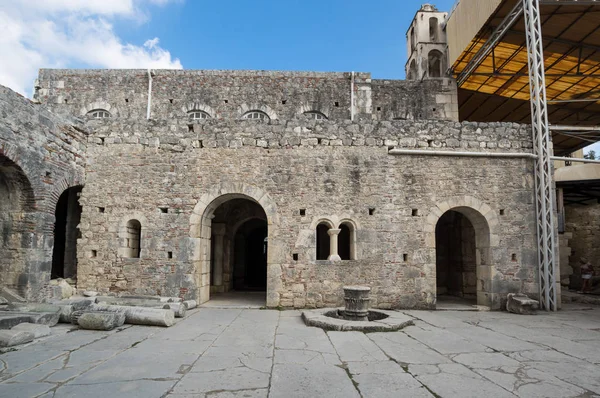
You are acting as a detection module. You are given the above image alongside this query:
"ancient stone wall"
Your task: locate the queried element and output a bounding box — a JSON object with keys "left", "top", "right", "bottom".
{"left": 35, "top": 69, "right": 458, "bottom": 122}
{"left": 0, "top": 85, "right": 87, "bottom": 300}
{"left": 75, "top": 117, "right": 537, "bottom": 309}
{"left": 565, "top": 203, "right": 600, "bottom": 288}
{"left": 371, "top": 79, "right": 458, "bottom": 121}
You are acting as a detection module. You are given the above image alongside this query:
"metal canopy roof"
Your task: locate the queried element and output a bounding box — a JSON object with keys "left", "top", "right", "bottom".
{"left": 451, "top": 0, "right": 600, "bottom": 155}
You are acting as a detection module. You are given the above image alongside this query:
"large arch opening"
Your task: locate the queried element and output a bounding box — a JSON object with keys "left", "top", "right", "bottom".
{"left": 51, "top": 186, "right": 82, "bottom": 280}
{"left": 428, "top": 50, "right": 444, "bottom": 78}
{"left": 203, "top": 196, "right": 268, "bottom": 305}
{"left": 0, "top": 155, "right": 35, "bottom": 293}
{"left": 435, "top": 207, "right": 491, "bottom": 307}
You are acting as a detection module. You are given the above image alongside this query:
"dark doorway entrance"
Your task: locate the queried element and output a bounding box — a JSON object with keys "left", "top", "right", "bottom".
{"left": 210, "top": 197, "right": 268, "bottom": 296}
{"left": 435, "top": 210, "right": 477, "bottom": 303}
{"left": 233, "top": 220, "right": 267, "bottom": 291}
{"left": 51, "top": 186, "right": 82, "bottom": 280}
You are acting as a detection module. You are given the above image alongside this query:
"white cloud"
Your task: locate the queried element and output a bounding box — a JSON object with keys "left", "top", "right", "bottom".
{"left": 0, "top": 0, "right": 182, "bottom": 97}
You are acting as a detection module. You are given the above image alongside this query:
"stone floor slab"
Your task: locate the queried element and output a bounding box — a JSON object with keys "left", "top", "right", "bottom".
{"left": 269, "top": 363, "right": 360, "bottom": 398}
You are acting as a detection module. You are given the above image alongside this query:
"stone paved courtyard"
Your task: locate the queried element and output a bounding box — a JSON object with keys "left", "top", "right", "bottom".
{"left": 1, "top": 305, "right": 599, "bottom": 398}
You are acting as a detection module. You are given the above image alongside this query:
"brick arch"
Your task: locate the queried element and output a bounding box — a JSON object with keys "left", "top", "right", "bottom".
{"left": 298, "top": 103, "right": 330, "bottom": 119}
{"left": 80, "top": 101, "right": 119, "bottom": 117}
{"left": 423, "top": 196, "right": 500, "bottom": 309}
{"left": 182, "top": 102, "right": 216, "bottom": 118}
{"left": 0, "top": 142, "right": 37, "bottom": 211}
{"left": 43, "top": 177, "right": 85, "bottom": 215}
{"left": 189, "top": 182, "right": 280, "bottom": 306}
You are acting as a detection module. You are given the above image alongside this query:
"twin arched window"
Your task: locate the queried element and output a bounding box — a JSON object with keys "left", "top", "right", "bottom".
{"left": 243, "top": 110, "right": 270, "bottom": 120}
{"left": 316, "top": 221, "right": 355, "bottom": 261}
{"left": 87, "top": 109, "right": 110, "bottom": 119}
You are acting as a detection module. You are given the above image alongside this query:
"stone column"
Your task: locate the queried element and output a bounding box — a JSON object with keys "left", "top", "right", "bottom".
{"left": 212, "top": 223, "right": 226, "bottom": 291}
{"left": 327, "top": 228, "right": 342, "bottom": 262}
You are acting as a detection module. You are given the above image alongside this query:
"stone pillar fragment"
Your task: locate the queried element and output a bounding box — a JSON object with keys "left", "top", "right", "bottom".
{"left": 93, "top": 304, "right": 175, "bottom": 327}
{"left": 327, "top": 228, "right": 342, "bottom": 262}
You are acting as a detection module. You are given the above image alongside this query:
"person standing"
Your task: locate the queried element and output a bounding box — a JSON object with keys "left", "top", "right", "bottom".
{"left": 579, "top": 258, "right": 594, "bottom": 293}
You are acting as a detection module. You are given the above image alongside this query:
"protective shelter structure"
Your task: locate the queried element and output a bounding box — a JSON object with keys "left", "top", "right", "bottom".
{"left": 445, "top": 0, "right": 600, "bottom": 310}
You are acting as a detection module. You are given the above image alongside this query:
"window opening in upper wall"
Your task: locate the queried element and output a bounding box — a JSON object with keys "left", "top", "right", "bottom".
{"left": 188, "top": 110, "right": 211, "bottom": 120}
{"left": 428, "top": 50, "right": 444, "bottom": 78}
{"left": 242, "top": 110, "right": 270, "bottom": 120}
{"left": 87, "top": 109, "right": 110, "bottom": 119}
{"left": 339, "top": 222, "right": 355, "bottom": 260}
{"left": 316, "top": 223, "right": 330, "bottom": 260}
{"left": 304, "top": 111, "right": 328, "bottom": 120}
{"left": 429, "top": 17, "right": 439, "bottom": 42}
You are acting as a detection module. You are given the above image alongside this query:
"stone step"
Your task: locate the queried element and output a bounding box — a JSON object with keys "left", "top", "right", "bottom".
{"left": 0, "top": 311, "right": 60, "bottom": 328}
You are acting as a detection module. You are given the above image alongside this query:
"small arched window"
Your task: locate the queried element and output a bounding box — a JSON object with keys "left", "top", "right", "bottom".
{"left": 316, "top": 223, "right": 330, "bottom": 260}
{"left": 304, "top": 111, "right": 328, "bottom": 120}
{"left": 408, "top": 59, "right": 417, "bottom": 80}
{"left": 87, "top": 109, "right": 110, "bottom": 119}
{"left": 338, "top": 222, "right": 356, "bottom": 260}
{"left": 242, "top": 110, "right": 270, "bottom": 120}
{"left": 188, "top": 110, "right": 211, "bottom": 120}
{"left": 125, "top": 219, "right": 141, "bottom": 258}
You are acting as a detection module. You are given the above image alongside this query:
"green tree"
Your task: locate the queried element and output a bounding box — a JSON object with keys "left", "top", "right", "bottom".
{"left": 584, "top": 150, "right": 596, "bottom": 160}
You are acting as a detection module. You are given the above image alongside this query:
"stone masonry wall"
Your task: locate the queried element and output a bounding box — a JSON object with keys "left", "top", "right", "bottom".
{"left": 76, "top": 117, "right": 537, "bottom": 309}
{"left": 0, "top": 85, "right": 87, "bottom": 300}
{"left": 565, "top": 203, "right": 600, "bottom": 289}
{"left": 35, "top": 69, "right": 458, "bottom": 122}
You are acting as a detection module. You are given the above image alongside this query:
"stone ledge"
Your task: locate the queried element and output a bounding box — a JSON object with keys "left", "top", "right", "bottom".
{"left": 301, "top": 308, "right": 414, "bottom": 332}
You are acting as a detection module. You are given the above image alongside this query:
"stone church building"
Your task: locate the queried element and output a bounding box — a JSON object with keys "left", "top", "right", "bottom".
{"left": 0, "top": 6, "right": 540, "bottom": 310}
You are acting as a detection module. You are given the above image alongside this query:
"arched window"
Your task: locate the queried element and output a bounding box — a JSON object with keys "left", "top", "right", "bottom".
{"left": 408, "top": 59, "right": 417, "bottom": 80}
{"left": 429, "top": 17, "right": 439, "bottom": 42}
{"left": 338, "top": 222, "right": 356, "bottom": 260}
{"left": 242, "top": 110, "right": 270, "bottom": 120}
{"left": 304, "top": 111, "right": 328, "bottom": 120}
{"left": 428, "top": 50, "right": 444, "bottom": 78}
{"left": 410, "top": 28, "right": 415, "bottom": 52}
{"left": 125, "top": 219, "right": 141, "bottom": 258}
{"left": 188, "top": 110, "right": 211, "bottom": 120}
{"left": 316, "top": 223, "right": 330, "bottom": 260}
{"left": 87, "top": 109, "right": 110, "bottom": 119}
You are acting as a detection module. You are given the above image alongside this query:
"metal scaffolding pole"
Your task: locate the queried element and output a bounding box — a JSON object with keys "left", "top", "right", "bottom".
{"left": 523, "top": 0, "right": 557, "bottom": 311}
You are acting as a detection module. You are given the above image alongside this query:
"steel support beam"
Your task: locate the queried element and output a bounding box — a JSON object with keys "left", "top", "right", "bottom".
{"left": 523, "top": 0, "right": 558, "bottom": 311}
{"left": 456, "top": 1, "right": 524, "bottom": 86}
{"left": 540, "top": 0, "right": 600, "bottom": 4}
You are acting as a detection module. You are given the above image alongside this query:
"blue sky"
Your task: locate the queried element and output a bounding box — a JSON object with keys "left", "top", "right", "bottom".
{"left": 1, "top": 0, "right": 594, "bottom": 155}
{"left": 114, "top": 0, "right": 455, "bottom": 78}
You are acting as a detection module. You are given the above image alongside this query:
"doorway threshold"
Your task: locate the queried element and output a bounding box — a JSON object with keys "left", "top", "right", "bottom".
{"left": 201, "top": 291, "right": 266, "bottom": 309}
{"left": 436, "top": 295, "right": 480, "bottom": 311}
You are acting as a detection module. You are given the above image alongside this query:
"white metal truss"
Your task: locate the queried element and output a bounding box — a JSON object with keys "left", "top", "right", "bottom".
{"left": 456, "top": 1, "right": 524, "bottom": 86}
{"left": 523, "top": 0, "right": 557, "bottom": 311}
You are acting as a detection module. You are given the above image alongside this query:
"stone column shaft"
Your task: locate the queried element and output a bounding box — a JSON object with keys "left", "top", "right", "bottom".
{"left": 327, "top": 228, "right": 341, "bottom": 262}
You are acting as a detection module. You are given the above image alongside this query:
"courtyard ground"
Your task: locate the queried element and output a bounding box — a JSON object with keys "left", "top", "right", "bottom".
{"left": 0, "top": 304, "right": 599, "bottom": 397}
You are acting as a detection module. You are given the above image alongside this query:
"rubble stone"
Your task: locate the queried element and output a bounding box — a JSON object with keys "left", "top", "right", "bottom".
{"left": 0, "top": 330, "right": 35, "bottom": 347}
{"left": 506, "top": 293, "right": 539, "bottom": 315}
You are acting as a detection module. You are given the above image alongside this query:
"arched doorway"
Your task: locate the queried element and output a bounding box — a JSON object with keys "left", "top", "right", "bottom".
{"left": 51, "top": 186, "right": 82, "bottom": 280}
{"left": 202, "top": 196, "right": 268, "bottom": 303}
{"left": 435, "top": 206, "right": 492, "bottom": 307}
